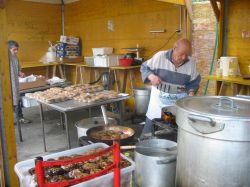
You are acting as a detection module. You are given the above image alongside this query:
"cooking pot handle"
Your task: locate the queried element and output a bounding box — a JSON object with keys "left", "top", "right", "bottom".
{"left": 157, "top": 155, "right": 176, "bottom": 164}
{"left": 216, "top": 97, "right": 237, "bottom": 110}
{"left": 188, "top": 114, "right": 225, "bottom": 134}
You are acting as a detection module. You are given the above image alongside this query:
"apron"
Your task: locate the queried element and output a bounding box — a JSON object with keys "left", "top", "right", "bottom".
{"left": 146, "top": 86, "right": 187, "bottom": 120}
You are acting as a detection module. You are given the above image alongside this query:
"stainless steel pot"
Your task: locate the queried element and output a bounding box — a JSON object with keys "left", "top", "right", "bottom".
{"left": 135, "top": 139, "right": 177, "bottom": 187}
{"left": 175, "top": 96, "right": 250, "bottom": 187}
{"left": 133, "top": 86, "right": 151, "bottom": 116}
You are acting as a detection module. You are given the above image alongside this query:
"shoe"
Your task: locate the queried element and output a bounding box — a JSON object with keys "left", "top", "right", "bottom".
{"left": 19, "top": 118, "right": 32, "bottom": 124}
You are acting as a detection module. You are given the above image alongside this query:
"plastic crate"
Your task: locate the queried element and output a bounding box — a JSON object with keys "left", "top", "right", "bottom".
{"left": 94, "top": 55, "right": 122, "bottom": 67}
{"left": 14, "top": 143, "right": 135, "bottom": 187}
{"left": 21, "top": 96, "right": 39, "bottom": 108}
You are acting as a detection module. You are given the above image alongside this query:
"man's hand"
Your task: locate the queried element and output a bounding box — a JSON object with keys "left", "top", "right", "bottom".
{"left": 148, "top": 74, "right": 161, "bottom": 85}
{"left": 19, "top": 71, "right": 25, "bottom": 78}
{"left": 188, "top": 91, "right": 195, "bottom": 96}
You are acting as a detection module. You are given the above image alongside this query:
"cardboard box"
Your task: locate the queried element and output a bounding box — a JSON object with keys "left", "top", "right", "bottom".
{"left": 19, "top": 77, "right": 47, "bottom": 90}
{"left": 60, "top": 35, "right": 79, "bottom": 45}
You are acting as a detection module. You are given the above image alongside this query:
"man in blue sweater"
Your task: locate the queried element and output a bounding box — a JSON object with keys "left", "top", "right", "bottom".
{"left": 140, "top": 38, "right": 201, "bottom": 138}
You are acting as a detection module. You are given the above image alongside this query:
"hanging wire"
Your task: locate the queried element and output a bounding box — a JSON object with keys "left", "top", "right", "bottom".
{"left": 145, "top": 30, "right": 180, "bottom": 60}
{"left": 204, "top": 21, "right": 219, "bottom": 95}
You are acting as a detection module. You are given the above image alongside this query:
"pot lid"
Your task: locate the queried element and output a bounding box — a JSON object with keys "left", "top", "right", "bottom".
{"left": 176, "top": 96, "right": 250, "bottom": 119}
{"left": 135, "top": 139, "right": 177, "bottom": 157}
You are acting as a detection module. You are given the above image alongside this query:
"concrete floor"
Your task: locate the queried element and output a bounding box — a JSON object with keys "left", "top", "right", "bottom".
{"left": 15, "top": 106, "right": 143, "bottom": 161}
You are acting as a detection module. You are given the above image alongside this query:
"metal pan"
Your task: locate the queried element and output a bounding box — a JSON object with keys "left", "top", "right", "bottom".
{"left": 86, "top": 125, "right": 135, "bottom": 145}
{"left": 86, "top": 105, "right": 135, "bottom": 145}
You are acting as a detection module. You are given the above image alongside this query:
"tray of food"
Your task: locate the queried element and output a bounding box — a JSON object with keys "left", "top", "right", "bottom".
{"left": 25, "top": 84, "right": 104, "bottom": 104}
{"left": 15, "top": 143, "right": 135, "bottom": 187}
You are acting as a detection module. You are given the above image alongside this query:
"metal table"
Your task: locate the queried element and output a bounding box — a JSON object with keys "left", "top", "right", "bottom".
{"left": 38, "top": 94, "right": 130, "bottom": 152}
{"left": 16, "top": 81, "right": 71, "bottom": 142}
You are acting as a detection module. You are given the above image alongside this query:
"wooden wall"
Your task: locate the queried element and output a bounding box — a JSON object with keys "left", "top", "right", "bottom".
{"left": 64, "top": 0, "right": 186, "bottom": 58}
{"left": 227, "top": 0, "right": 250, "bottom": 75}
{"left": 63, "top": 0, "right": 188, "bottom": 89}
{"left": 5, "top": 0, "right": 61, "bottom": 64}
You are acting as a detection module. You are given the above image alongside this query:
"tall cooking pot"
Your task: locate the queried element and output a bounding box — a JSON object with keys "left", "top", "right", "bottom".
{"left": 175, "top": 96, "right": 250, "bottom": 187}
{"left": 135, "top": 139, "right": 177, "bottom": 187}
{"left": 133, "top": 86, "right": 151, "bottom": 116}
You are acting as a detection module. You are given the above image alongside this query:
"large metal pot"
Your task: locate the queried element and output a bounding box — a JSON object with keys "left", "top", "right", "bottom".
{"left": 135, "top": 139, "right": 177, "bottom": 187}
{"left": 133, "top": 86, "right": 151, "bottom": 115}
{"left": 175, "top": 96, "right": 250, "bottom": 187}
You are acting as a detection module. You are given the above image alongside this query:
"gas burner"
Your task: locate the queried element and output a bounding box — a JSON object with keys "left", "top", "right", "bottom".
{"left": 151, "top": 118, "right": 178, "bottom": 142}
{"left": 152, "top": 118, "right": 178, "bottom": 130}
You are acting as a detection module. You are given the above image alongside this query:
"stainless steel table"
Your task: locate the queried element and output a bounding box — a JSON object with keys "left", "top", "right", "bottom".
{"left": 38, "top": 94, "right": 130, "bottom": 152}
{"left": 16, "top": 81, "right": 71, "bottom": 142}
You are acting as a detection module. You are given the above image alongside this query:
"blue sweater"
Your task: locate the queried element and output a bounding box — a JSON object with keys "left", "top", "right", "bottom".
{"left": 140, "top": 49, "right": 201, "bottom": 93}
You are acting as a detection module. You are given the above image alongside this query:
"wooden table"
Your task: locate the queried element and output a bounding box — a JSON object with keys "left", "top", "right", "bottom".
{"left": 65, "top": 64, "right": 141, "bottom": 92}
{"left": 22, "top": 62, "right": 141, "bottom": 92}
{"left": 110, "top": 65, "right": 141, "bottom": 93}
{"left": 203, "top": 75, "right": 250, "bottom": 95}
{"left": 21, "top": 62, "right": 65, "bottom": 79}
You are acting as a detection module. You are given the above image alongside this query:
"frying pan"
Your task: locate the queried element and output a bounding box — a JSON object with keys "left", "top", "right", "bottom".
{"left": 86, "top": 125, "right": 135, "bottom": 145}
{"left": 86, "top": 105, "right": 135, "bottom": 145}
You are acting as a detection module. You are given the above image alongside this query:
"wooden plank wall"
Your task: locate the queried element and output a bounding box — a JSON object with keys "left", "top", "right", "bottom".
{"left": 227, "top": 0, "right": 250, "bottom": 75}
{"left": 65, "top": 0, "right": 186, "bottom": 58}
{"left": 5, "top": 0, "right": 61, "bottom": 64}
{"left": 64, "top": 0, "right": 187, "bottom": 88}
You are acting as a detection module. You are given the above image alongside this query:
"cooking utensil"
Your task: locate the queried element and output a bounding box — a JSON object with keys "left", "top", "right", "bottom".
{"left": 121, "top": 145, "right": 177, "bottom": 155}
{"left": 175, "top": 96, "right": 250, "bottom": 187}
{"left": 101, "top": 105, "right": 109, "bottom": 125}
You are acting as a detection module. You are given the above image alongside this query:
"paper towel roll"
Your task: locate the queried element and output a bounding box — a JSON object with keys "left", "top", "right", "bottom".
{"left": 46, "top": 52, "right": 56, "bottom": 62}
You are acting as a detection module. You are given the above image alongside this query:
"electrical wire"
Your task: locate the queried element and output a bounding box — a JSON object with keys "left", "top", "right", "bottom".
{"left": 203, "top": 21, "right": 219, "bottom": 95}
{"left": 145, "top": 30, "right": 181, "bottom": 60}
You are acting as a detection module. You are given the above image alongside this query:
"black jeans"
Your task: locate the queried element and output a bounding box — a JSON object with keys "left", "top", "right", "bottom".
{"left": 140, "top": 117, "right": 153, "bottom": 139}
{"left": 14, "top": 100, "right": 23, "bottom": 119}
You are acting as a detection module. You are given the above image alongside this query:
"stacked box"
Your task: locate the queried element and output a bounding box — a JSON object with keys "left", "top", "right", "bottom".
{"left": 56, "top": 35, "right": 81, "bottom": 58}
{"left": 56, "top": 43, "right": 81, "bottom": 58}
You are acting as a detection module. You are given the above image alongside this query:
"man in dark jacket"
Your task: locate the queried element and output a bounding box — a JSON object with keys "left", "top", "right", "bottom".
{"left": 8, "top": 40, "right": 31, "bottom": 123}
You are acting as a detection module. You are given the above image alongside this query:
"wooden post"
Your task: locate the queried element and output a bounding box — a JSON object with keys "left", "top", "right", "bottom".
{"left": 0, "top": 7, "right": 19, "bottom": 187}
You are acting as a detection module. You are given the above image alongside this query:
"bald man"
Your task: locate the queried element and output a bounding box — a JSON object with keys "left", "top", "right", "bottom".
{"left": 140, "top": 38, "right": 201, "bottom": 139}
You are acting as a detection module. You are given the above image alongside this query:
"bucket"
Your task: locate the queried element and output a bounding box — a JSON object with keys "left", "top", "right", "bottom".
{"left": 133, "top": 86, "right": 151, "bottom": 116}
{"left": 75, "top": 117, "right": 117, "bottom": 138}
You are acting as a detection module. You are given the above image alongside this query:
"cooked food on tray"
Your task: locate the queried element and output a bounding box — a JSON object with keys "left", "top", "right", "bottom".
{"left": 28, "top": 148, "right": 131, "bottom": 184}
{"left": 73, "top": 90, "right": 119, "bottom": 103}
{"left": 90, "top": 130, "right": 130, "bottom": 140}
{"left": 25, "top": 84, "right": 121, "bottom": 104}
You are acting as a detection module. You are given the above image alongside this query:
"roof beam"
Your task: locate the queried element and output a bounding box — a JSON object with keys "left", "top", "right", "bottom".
{"left": 0, "top": 0, "right": 6, "bottom": 8}
{"left": 185, "top": 0, "right": 193, "bottom": 20}
{"left": 156, "top": 0, "right": 185, "bottom": 5}
{"left": 210, "top": 0, "right": 220, "bottom": 21}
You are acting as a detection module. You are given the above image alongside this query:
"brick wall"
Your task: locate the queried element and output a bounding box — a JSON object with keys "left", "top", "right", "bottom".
{"left": 192, "top": 1, "right": 217, "bottom": 95}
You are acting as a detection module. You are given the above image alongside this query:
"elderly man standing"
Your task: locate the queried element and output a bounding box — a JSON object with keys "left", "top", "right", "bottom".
{"left": 8, "top": 40, "right": 31, "bottom": 124}
{"left": 140, "top": 38, "right": 201, "bottom": 139}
